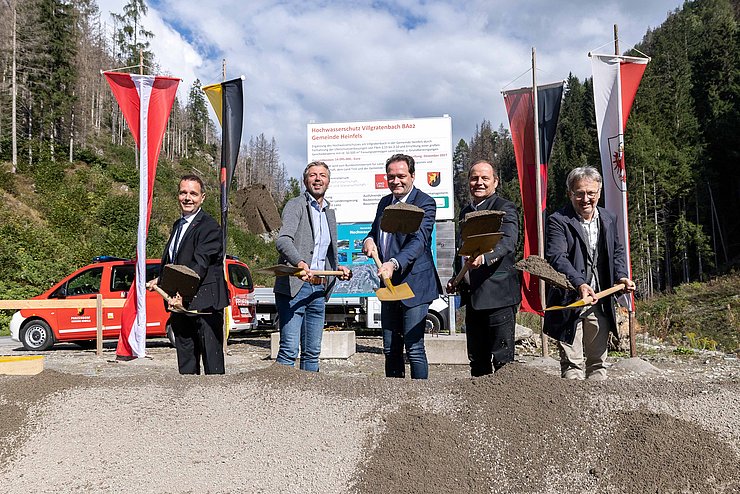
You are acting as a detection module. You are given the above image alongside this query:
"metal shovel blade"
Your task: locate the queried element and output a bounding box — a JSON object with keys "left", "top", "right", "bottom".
{"left": 375, "top": 281, "right": 415, "bottom": 302}
{"left": 369, "top": 248, "right": 415, "bottom": 301}
{"left": 457, "top": 232, "right": 503, "bottom": 257}
{"left": 159, "top": 264, "right": 200, "bottom": 299}
{"left": 380, "top": 202, "right": 424, "bottom": 234}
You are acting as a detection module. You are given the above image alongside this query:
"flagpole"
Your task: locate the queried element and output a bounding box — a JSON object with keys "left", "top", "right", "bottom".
{"left": 614, "top": 23, "right": 638, "bottom": 358}
{"left": 221, "top": 58, "right": 229, "bottom": 356}
{"left": 532, "top": 47, "right": 548, "bottom": 357}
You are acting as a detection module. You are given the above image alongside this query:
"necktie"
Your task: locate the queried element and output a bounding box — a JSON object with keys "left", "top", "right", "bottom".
{"left": 382, "top": 199, "right": 399, "bottom": 258}
{"left": 170, "top": 217, "right": 186, "bottom": 262}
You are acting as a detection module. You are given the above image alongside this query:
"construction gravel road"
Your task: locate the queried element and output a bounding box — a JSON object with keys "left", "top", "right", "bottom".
{"left": 1, "top": 335, "right": 739, "bottom": 493}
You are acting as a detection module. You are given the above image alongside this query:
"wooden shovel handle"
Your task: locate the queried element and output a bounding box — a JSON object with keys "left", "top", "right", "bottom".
{"left": 451, "top": 249, "right": 484, "bottom": 287}
{"left": 453, "top": 264, "right": 470, "bottom": 287}
{"left": 150, "top": 283, "right": 171, "bottom": 301}
{"left": 370, "top": 249, "right": 392, "bottom": 285}
{"left": 590, "top": 282, "right": 628, "bottom": 301}
{"left": 295, "top": 270, "right": 346, "bottom": 277}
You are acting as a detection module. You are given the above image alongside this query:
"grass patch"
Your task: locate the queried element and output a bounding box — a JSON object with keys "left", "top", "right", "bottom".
{"left": 636, "top": 272, "right": 740, "bottom": 353}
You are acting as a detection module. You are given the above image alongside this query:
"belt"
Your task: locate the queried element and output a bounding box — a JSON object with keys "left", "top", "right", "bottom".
{"left": 307, "top": 276, "right": 326, "bottom": 286}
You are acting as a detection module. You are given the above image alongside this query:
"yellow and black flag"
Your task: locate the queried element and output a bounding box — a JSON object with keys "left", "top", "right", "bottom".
{"left": 203, "top": 77, "right": 244, "bottom": 255}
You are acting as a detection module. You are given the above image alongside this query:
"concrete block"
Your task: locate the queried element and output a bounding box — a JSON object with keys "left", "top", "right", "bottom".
{"left": 270, "top": 330, "right": 356, "bottom": 360}
{"left": 425, "top": 334, "right": 468, "bottom": 365}
{"left": 0, "top": 355, "right": 45, "bottom": 375}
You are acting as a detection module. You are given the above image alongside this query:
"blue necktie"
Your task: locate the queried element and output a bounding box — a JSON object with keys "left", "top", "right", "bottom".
{"left": 170, "top": 217, "right": 186, "bottom": 262}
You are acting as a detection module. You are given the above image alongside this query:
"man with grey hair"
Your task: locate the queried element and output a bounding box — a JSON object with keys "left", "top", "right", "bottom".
{"left": 274, "top": 161, "right": 351, "bottom": 372}
{"left": 544, "top": 166, "right": 635, "bottom": 380}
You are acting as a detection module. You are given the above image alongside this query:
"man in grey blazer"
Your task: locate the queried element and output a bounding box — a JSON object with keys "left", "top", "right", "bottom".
{"left": 274, "top": 161, "right": 351, "bottom": 372}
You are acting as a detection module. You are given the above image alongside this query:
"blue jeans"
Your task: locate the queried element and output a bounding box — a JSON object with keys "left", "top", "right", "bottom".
{"left": 381, "top": 301, "right": 429, "bottom": 379}
{"left": 275, "top": 283, "right": 326, "bottom": 372}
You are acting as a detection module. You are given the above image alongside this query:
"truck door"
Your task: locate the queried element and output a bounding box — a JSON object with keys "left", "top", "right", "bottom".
{"left": 109, "top": 264, "right": 167, "bottom": 338}
{"left": 54, "top": 267, "right": 104, "bottom": 341}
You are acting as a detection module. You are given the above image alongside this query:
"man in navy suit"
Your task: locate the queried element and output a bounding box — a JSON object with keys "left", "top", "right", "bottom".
{"left": 362, "top": 154, "right": 442, "bottom": 379}
{"left": 544, "top": 166, "right": 635, "bottom": 380}
{"left": 152, "top": 174, "right": 229, "bottom": 375}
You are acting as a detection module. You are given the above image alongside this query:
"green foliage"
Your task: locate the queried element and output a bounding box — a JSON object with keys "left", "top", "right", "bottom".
{"left": 636, "top": 272, "right": 740, "bottom": 352}
{"left": 672, "top": 346, "right": 695, "bottom": 355}
{"left": 187, "top": 79, "right": 212, "bottom": 148}
{"left": 280, "top": 178, "right": 301, "bottom": 213}
{"left": 112, "top": 0, "right": 154, "bottom": 67}
{"left": 228, "top": 227, "right": 279, "bottom": 287}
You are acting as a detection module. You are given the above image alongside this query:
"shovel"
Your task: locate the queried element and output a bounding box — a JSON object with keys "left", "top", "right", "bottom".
{"left": 147, "top": 281, "right": 207, "bottom": 315}
{"left": 257, "top": 265, "right": 349, "bottom": 278}
{"left": 380, "top": 202, "right": 424, "bottom": 234}
{"left": 369, "top": 249, "right": 415, "bottom": 302}
{"left": 544, "top": 283, "right": 627, "bottom": 311}
{"left": 450, "top": 232, "right": 503, "bottom": 288}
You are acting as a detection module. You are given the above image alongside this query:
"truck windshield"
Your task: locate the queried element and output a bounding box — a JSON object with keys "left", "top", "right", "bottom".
{"left": 64, "top": 267, "right": 104, "bottom": 296}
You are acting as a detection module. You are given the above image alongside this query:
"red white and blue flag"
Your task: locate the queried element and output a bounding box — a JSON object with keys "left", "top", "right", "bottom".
{"left": 591, "top": 54, "right": 648, "bottom": 309}
{"left": 503, "top": 82, "right": 564, "bottom": 315}
{"left": 103, "top": 72, "right": 180, "bottom": 358}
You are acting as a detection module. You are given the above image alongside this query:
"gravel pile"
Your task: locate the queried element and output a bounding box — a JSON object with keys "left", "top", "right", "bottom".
{"left": 0, "top": 337, "right": 738, "bottom": 493}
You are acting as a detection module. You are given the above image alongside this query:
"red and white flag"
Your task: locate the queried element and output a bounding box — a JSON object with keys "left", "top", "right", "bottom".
{"left": 103, "top": 72, "right": 179, "bottom": 358}
{"left": 591, "top": 54, "right": 648, "bottom": 309}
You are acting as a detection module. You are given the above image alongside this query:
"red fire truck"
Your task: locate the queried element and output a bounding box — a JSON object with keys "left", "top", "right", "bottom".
{"left": 9, "top": 256, "right": 256, "bottom": 351}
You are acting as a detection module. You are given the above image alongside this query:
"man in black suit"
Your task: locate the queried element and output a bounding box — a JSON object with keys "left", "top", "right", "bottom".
{"left": 447, "top": 160, "right": 521, "bottom": 376}
{"left": 544, "top": 166, "right": 635, "bottom": 380}
{"left": 152, "top": 174, "right": 229, "bottom": 375}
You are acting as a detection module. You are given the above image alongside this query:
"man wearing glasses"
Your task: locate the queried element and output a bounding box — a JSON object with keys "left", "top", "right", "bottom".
{"left": 544, "top": 166, "right": 636, "bottom": 380}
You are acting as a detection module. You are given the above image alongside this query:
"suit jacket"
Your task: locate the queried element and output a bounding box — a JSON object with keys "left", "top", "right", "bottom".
{"left": 274, "top": 192, "right": 339, "bottom": 299}
{"left": 543, "top": 204, "right": 629, "bottom": 344}
{"left": 366, "top": 187, "right": 442, "bottom": 307}
{"left": 455, "top": 193, "right": 521, "bottom": 311}
{"left": 160, "top": 209, "right": 229, "bottom": 312}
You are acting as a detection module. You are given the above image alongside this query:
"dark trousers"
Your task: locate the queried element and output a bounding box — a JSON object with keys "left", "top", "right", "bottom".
{"left": 465, "top": 305, "right": 516, "bottom": 377}
{"left": 381, "top": 301, "right": 429, "bottom": 379}
{"left": 169, "top": 311, "right": 225, "bottom": 375}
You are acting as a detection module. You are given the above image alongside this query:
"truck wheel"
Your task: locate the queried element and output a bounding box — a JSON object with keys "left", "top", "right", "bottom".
{"left": 20, "top": 320, "right": 54, "bottom": 351}
{"left": 425, "top": 312, "right": 442, "bottom": 334}
{"left": 166, "top": 322, "right": 176, "bottom": 348}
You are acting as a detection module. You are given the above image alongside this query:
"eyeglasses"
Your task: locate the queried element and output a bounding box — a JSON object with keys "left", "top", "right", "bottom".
{"left": 571, "top": 190, "right": 599, "bottom": 199}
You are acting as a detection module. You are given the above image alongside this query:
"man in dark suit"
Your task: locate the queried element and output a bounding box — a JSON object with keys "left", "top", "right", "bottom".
{"left": 544, "top": 166, "right": 635, "bottom": 380}
{"left": 362, "top": 154, "right": 442, "bottom": 379}
{"left": 152, "top": 174, "right": 229, "bottom": 375}
{"left": 447, "top": 160, "right": 521, "bottom": 376}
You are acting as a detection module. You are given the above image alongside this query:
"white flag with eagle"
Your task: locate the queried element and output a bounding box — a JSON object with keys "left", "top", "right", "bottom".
{"left": 591, "top": 53, "right": 648, "bottom": 309}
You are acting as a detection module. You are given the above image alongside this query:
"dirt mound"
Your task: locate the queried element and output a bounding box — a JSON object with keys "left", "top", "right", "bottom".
{"left": 1, "top": 340, "right": 739, "bottom": 493}
{"left": 352, "top": 364, "right": 740, "bottom": 493}
{"left": 233, "top": 184, "right": 282, "bottom": 233}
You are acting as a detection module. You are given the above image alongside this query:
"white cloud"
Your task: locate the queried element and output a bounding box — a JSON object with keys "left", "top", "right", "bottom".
{"left": 96, "top": 0, "right": 683, "bottom": 179}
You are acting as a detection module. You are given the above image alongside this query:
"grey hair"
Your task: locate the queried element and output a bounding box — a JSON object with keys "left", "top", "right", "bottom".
{"left": 566, "top": 166, "right": 602, "bottom": 193}
{"left": 303, "top": 161, "right": 331, "bottom": 181}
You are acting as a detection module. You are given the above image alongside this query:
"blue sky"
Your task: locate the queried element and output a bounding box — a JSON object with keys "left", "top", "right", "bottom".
{"left": 97, "top": 0, "right": 684, "bottom": 179}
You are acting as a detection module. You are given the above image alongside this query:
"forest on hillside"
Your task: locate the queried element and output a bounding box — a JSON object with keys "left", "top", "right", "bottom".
{"left": 453, "top": 0, "right": 739, "bottom": 297}
{"left": 0, "top": 0, "right": 738, "bottom": 308}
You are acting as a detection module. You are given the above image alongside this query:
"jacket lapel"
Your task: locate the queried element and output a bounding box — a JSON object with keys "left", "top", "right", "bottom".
{"left": 175, "top": 209, "right": 204, "bottom": 257}
{"left": 564, "top": 204, "right": 591, "bottom": 260}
